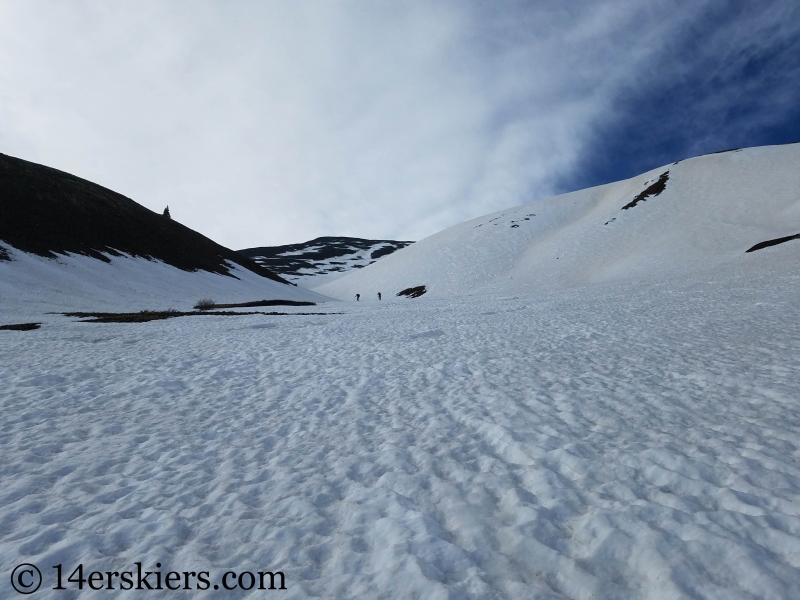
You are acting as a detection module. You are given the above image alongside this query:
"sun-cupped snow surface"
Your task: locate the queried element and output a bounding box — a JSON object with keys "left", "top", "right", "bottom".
{"left": 0, "top": 246, "right": 328, "bottom": 322}
{"left": 314, "top": 144, "right": 800, "bottom": 300}
{"left": 1, "top": 254, "right": 798, "bottom": 598}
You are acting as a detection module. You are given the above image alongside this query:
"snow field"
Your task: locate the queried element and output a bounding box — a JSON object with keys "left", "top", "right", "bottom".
{"left": 1, "top": 264, "right": 799, "bottom": 598}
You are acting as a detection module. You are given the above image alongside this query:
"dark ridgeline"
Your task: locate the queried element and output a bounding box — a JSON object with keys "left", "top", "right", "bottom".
{"left": 0, "top": 153, "right": 289, "bottom": 283}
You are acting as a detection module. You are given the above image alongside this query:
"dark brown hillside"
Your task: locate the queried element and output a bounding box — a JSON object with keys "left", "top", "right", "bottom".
{"left": 0, "top": 153, "right": 288, "bottom": 283}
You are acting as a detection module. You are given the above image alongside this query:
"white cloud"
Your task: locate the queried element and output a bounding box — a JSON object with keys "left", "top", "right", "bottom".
{"left": 0, "top": 1, "right": 796, "bottom": 248}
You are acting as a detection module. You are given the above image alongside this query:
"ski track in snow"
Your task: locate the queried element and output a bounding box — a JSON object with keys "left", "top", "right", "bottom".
{"left": 1, "top": 272, "right": 799, "bottom": 599}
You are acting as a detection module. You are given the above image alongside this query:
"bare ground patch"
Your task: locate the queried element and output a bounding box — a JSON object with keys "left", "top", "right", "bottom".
{"left": 194, "top": 299, "right": 316, "bottom": 310}
{"left": 62, "top": 310, "right": 338, "bottom": 323}
{"left": 0, "top": 322, "right": 41, "bottom": 331}
{"left": 746, "top": 233, "right": 800, "bottom": 253}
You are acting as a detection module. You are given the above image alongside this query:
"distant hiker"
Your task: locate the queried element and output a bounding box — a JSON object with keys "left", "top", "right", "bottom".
{"left": 377, "top": 292, "right": 382, "bottom": 300}
{"left": 355, "top": 294, "right": 360, "bottom": 301}
{"left": 163, "top": 205, "right": 171, "bottom": 219}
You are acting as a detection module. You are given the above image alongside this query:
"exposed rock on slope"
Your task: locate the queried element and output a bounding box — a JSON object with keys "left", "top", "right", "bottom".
{"left": 239, "top": 237, "right": 413, "bottom": 283}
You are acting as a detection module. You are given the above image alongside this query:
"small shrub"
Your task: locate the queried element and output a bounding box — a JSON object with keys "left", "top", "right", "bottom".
{"left": 195, "top": 298, "right": 217, "bottom": 310}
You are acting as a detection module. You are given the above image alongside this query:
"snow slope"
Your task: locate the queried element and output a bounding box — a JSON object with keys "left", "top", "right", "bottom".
{"left": 1, "top": 258, "right": 798, "bottom": 598}
{"left": 0, "top": 244, "right": 328, "bottom": 323}
{"left": 314, "top": 144, "right": 800, "bottom": 300}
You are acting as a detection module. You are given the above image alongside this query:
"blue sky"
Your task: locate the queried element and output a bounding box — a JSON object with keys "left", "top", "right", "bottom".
{"left": 562, "top": 1, "right": 800, "bottom": 193}
{"left": 0, "top": 1, "right": 798, "bottom": 248}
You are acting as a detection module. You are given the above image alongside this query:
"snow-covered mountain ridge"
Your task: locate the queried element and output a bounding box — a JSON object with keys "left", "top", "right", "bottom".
{"left": 239, "top": 237, "right": 413, "bottom": 284}
{"left": 315, "top": 143, "right": 800, "bottom": 299}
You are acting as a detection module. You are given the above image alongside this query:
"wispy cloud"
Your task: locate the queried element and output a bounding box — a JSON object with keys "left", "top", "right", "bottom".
{"left": 0, "top": 1, "right": 797, "bottom": 247}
